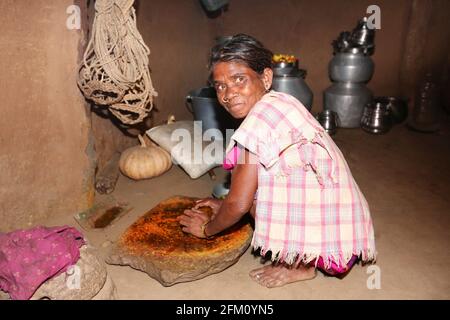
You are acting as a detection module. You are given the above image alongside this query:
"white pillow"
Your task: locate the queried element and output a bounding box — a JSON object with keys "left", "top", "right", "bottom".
{"left": 146, "top": 121, "right": 225, "bottom": 179}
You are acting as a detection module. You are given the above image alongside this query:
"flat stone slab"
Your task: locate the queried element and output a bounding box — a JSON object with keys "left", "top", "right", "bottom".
{"left": 31, "top": 245, "right": 110, "bottom": 300}
{"left": 106, "top": 196, "right": 253, "bottom": 286}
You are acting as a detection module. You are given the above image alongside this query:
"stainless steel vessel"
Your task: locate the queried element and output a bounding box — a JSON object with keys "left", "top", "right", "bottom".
{"left": 361, "top": 99, "right": 392, "bottom": 134}
{"left": 272, "top": 63, "right": 313, "bottom": 111}
{"left": 376, "top": 96, "right": 409, "bottom": 124}
{"left": 325, "top": 17, "right": 376, "bottom": 128}
{"left": 186, "top": 87, "right": 239, "bottom": 134}
{"left": 324, "top": 52, "right": 374, "bottom": 128}
{"left": 316, "top": 110, "right": 339, "bottom": 135}
{"left": 329, "top": 52, "right": 374, "bottom": 83}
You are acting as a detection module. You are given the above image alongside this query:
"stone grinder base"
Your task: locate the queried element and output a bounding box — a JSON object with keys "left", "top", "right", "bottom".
{"left": 0, "top": 245, "right": 117, "bottom": 300}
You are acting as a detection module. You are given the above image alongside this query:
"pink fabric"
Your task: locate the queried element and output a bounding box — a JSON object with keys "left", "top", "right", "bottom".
{"left": 224, "top": 91, "right": 376, "bottom": 271}
{"left": 313, "top": 254, "right": 358, "bottom": 275}
{"left": 0, "top": 226, "right": 85, "bottom": 300}
{"left": 223, "top": 145, "right": 241, "bottom": 171}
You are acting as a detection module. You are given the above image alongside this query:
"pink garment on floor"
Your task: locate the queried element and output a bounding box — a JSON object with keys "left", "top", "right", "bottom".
{"left": 0, "top": 226, "right": 85, "bottom": 300}
{"left": 313, "top": 254, "right": 358, "bottom": 275}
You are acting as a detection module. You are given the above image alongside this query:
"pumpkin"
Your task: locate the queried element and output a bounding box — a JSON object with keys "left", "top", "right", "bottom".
{"left": 119, "top": 135, "right": 172, "bottom": 180}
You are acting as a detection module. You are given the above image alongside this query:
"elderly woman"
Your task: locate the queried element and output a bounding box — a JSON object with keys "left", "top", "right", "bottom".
{"left": 178, "top": 34, "right": 376, "bottom": 288}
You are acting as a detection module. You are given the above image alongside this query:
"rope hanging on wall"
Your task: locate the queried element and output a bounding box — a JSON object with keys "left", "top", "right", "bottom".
{"left": 78, "top": 0, "right": 158, "bottom": 125}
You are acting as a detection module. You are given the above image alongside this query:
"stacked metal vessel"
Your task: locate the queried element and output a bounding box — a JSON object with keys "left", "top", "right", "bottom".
{"left": 324, "top": 17, "right": 376, "bottom": 128}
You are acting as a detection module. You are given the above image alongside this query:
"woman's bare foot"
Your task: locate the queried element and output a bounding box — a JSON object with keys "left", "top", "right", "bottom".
{"left": 249, "top": 264, "right": 317, "bottom": 288}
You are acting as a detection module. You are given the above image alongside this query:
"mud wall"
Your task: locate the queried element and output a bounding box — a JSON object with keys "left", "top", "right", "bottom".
{"left": 400, "top": 0, "right": 450, "bottom": 108}
{"left": 136, "top": 0, "right": 217, "bottom": 125}
{"left": 0, "top": 0, "right": 95, "bottom": 231}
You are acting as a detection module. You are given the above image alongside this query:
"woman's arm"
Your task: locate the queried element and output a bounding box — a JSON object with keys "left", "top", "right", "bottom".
{"left": 204, "top": 148, "right": 258, "bottom": 237}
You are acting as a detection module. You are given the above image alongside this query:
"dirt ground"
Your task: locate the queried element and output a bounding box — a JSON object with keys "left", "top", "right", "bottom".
{"left": 43, "top": 122, "right": 450, "bottom": 300}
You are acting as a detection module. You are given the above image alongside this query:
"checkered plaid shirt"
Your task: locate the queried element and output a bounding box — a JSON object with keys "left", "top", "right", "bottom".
{"left": 225, "top": 91, "right": 376, "bottom": 267}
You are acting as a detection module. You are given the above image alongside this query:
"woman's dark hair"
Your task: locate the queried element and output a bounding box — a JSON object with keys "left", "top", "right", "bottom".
{"left": 208, "top": 34, "right": 273, "bottom": 75}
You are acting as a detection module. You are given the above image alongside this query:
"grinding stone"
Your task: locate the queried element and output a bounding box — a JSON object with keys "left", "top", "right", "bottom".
{"left": 106, "top": 196, "right": 253, "bottom": 286}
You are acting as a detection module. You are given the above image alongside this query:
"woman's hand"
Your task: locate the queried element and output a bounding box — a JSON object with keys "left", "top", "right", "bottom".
{"left": 194, "top": 198, "right": 223, "bottom": 220}
{"left": 177, "top": 207, "right": 211, "bottom": 238}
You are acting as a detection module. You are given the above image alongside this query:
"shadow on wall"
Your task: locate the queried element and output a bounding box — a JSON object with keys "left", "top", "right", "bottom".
{"left": 89, "top": 104, "right": 157, "bottom": 138}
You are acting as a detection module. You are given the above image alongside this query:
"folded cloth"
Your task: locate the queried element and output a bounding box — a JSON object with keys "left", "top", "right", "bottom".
{"left": 0, "top": 226, "right": 85, "bottom": 300}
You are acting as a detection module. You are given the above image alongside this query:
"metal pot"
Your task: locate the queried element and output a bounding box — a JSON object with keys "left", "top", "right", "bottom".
{"left": 341, "top": 45, "right": 375, "bottom": 56}
{"left": 361, "top": 99, "right": 392, "bottom": 134}
{"left": 329, "top": 52, "right": 374, "bottom": 83}
{"left": 350, "top": 17, "right": 375, "bottom": 48}
{"left": 315, "top": 110, "right": 339, "bottom": 135}
{"left": 272, "top": 67, "right": 313, "bottom": 110}
{"left": 376, "top": 96, "right": 409, "bottom": 124}
{"left": 333, "top": 31, "right": 352, "bottom": 53}
{"left": 273, "top": 61, "right": 298, "bottom": 74}
{"left": 186, "top": 87, "right": 238, "bottom": 134}
{"left": 324, "top": 83, "right": 373, "bottom": 128}
{"left": 324, "top": 51, "right": 375, "bottom": 128}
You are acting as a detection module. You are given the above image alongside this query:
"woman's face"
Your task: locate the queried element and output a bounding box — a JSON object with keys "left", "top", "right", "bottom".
{"left": 212, "top": 61, "right": 273, "bottom": 119}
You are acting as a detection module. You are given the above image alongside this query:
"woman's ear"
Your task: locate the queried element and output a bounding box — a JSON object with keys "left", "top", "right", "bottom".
{"left": 262, "top": 68, "right": 273, "bottom": 89}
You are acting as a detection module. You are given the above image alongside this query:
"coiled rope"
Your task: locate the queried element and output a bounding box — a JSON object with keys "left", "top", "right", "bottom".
{"left": 78, "top": 0, "right": 158, "bottom": 125}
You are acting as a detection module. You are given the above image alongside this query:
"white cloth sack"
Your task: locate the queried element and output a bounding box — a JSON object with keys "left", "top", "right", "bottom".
{"left": 146, "top": 121, "right": 224, "bottom": 179}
